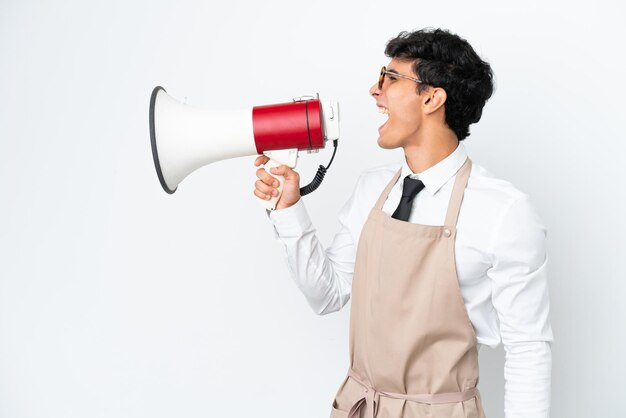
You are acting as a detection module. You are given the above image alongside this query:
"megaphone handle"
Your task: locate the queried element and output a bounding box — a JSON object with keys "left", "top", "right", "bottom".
{"left": 260, "top": 158, "right": 286, "bottom": 211}
{"left": 258, "top": 148, "right": 299, "bottom": 211}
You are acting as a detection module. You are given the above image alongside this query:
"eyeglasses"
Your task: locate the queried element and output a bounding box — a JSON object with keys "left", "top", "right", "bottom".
{"left": 378, "top": 66, "right": 424, "bottom": 90}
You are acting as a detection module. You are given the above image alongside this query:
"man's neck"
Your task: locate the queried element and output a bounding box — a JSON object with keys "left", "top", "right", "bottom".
{"left": 403, "top": 129, "right": 459, "bottom": 174}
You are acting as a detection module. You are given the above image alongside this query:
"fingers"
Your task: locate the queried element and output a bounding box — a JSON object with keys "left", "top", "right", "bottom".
{"left": 256, "top": 167, "right": 280, "bottom": 188}
{"left": 255, "top": 178, "right": 278, "bottom": 197}
{"left": 252, "top": 156, "right": 299, "bottom": 203}
{"left": 254, "top": 156, "right": 280, "bottom": 188}
{"left": 269, "top": 165, "right": 299, "bottom": 181}
{"left": 254, "top": 184, "right": 276, "bottom": 200}
{"left": 254, "top": 155, "right": 270, "bottom": 167}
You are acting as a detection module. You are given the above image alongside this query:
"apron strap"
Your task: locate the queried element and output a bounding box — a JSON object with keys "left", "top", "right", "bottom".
{"left": 372, "top": 157, "right": 472, "bottom": 225}
{"left": 374, "top": 168, "right": 403, "bottom": 211}
{"left": 346, "top": 368, "right": 478, "bottom": 418}
{"left": 444, "top": 157, "right": 472, "bottom": 228}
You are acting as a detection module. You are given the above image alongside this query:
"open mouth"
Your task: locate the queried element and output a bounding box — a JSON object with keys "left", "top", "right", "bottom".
{"left": 378, "top": 106, "right": 390, "bottom": 132}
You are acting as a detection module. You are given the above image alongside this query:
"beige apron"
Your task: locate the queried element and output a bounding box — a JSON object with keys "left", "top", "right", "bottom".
{"left": 330, "top": 158, "right": 485, "bottom": 418}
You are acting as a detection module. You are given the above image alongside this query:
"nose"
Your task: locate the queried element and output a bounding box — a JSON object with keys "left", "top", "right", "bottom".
{"left": 369, "top": 82, "right": 380, "bottom": 98}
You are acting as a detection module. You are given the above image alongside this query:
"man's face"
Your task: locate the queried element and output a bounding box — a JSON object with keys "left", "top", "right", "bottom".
{"left": 369, "top": 58, "right": 427, "bottom": 149}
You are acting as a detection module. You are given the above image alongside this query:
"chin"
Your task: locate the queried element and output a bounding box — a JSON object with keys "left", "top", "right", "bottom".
{"left": 377, "top": 134, "right": 402, "bottom": 150}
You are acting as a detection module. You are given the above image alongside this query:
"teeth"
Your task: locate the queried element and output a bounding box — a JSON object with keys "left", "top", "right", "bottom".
{"left": 378, "top": 107, "right": 389, "bottom": 115}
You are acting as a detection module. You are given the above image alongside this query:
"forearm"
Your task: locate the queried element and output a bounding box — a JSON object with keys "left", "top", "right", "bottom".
{"left": 486, "top": 195, "right": 554, "bottom": 417}
{"left": 267, "top": 199, "right": 353, "bottom": 315}
{"left": 503, "top": 341, "right": 552, "bottom": 418}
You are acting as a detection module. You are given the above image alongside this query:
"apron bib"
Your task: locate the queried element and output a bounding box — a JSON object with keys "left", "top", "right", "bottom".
{"left": 330, "top": 158, "right": 485, "bottom": 418}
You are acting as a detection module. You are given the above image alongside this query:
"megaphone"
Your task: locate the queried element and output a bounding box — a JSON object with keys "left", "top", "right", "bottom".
{"left": 149, "top": 86, "right": 340, "bottom": 210}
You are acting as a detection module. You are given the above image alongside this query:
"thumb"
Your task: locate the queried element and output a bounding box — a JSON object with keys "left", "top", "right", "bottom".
{"left": 270, "top": 165, "right": 296, "bottom": 178}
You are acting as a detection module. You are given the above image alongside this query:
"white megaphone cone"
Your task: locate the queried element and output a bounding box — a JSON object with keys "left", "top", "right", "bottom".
{"left": 149, "top": 86, "right": 339, "bottom": 210}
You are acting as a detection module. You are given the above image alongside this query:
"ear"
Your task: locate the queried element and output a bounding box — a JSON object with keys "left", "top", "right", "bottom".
{"left": 423, "top": 87, "right": 447, "bottom": 115}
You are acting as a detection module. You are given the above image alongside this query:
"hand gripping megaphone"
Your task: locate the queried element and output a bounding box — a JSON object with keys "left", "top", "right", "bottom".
{"left": 149, "top": 86, "right": 340, "bottom": 210}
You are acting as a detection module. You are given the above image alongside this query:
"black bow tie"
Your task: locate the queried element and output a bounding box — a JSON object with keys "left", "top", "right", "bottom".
{"left": 391, "top": 175, "right": 425, "bottom": 221}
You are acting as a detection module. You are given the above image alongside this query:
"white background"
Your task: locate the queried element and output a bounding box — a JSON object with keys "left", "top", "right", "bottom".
{"left": 1, "top": 0, "right": 625, "bottom": 417}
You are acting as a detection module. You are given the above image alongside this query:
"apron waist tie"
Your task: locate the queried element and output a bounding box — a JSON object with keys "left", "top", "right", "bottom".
{"left": 346, "top": 369, "right": 478, "bottom": 418}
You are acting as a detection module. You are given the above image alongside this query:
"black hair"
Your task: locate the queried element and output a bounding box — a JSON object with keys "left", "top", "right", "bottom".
{"left": 384, "top": 28, "right": 494, "bottom": 141}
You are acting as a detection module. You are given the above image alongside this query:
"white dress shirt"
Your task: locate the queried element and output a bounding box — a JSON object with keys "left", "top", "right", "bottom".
{"left": 266, "top": 142, "right": 553, "bottom": 418}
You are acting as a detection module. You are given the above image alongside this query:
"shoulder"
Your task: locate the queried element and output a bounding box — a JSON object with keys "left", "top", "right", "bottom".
{"left": 358, "top": 160, "right": 401, "bottom": 189}
{"left": 353, "top": 160, "right": 402, "bottom": 204}
{"left": 464, "top": 160, "right": 546, "bottom": 253}
{"left": 336, "top": 160, "right": 401, "bottom": 233}
{"left": 464, "top": 161, "right": 544, "bottom": 228}
{"left": 467, "top": 161, "right": 529, "bottom": 208}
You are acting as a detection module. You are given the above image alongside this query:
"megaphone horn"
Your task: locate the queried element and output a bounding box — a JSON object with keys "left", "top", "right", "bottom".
{"left": 149, "top": 86, "right": 339, "bottom": 210}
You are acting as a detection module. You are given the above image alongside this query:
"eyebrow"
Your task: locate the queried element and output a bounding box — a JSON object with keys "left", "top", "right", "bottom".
{"left": 386, "top": 68, "right": 401, "bottom": 74}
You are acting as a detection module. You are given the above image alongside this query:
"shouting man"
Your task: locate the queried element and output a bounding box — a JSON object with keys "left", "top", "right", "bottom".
{"left": 254, "top": 28, "right": 553, "bottom": 418}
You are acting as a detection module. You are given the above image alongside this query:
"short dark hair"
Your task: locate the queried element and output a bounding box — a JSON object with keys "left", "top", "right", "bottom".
{"left": 385, "top": 28, "right": 494, "bottom": 141}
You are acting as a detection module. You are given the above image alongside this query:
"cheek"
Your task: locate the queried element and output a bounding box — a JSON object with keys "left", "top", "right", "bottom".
{"left": 388, "top": 93, "right": 420, "bottom": 125}
{"left": 393, "top": 105, "right": 420, "bottom": 128}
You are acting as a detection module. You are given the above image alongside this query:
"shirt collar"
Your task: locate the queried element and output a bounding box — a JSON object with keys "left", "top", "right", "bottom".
{"left": 400, "top": 142, "right": 468, "bottom": 195}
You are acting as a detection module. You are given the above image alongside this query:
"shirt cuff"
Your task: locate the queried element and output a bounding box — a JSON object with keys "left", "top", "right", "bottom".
{"left": 265, "top": 198, "right": 313, "bottom": 238}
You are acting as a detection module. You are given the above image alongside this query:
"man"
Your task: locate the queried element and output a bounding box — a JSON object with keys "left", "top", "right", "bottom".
{"left": 253, "top": 28, "right": 553, "bottom": 418}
